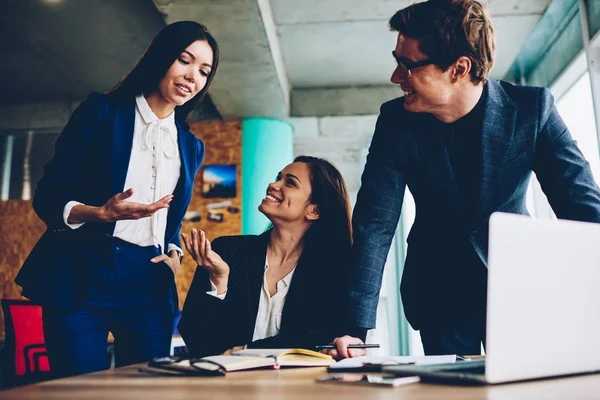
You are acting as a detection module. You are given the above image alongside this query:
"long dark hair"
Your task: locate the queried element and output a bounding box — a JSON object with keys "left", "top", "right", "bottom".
{"left": 294, "top": 155, "right": 353, "bottom": 253}
{"left": 107, "top": 21, "right": 219, "bottom": 121}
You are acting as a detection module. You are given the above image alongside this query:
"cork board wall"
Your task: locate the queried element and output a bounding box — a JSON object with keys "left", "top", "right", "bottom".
{"left": 177, "top": 120, "right": 242, "bottom": 310}
{"left": 0, "top": 120, "right": 242, "bottom": 339}
{"left": 0, "top": 200, "right": 46, "bottom": 340}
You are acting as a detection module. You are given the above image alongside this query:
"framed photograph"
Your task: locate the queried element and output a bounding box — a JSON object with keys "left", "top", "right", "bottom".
{"left": 202, "top": 165, "right": 237, "bottom": 198}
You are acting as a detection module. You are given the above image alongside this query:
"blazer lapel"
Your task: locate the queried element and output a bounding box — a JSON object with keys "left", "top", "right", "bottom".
{"left": 172, "top": 120, "right": 193, "bottom": 205}
{"left": 279, "top": 256, "right": 303, "bottom": 325}
{"left": 475, "top": 80, "right": 517, "bottom": 219}
{"left": 164, "top": 121, "right": 194, "bottom": 245}
{"left": 111, "top": 100, "right": 135, "bottom": 196}
{"left": 245, "top": 233, "right": 270, "bottom": 335}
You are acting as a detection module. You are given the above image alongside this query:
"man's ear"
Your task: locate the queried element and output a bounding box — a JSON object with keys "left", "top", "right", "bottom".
{"left": 306, "top": 204, "right": 320, "bottom": 221}
{"left": 452, "top": 56, "right": 472, "bottom": 81}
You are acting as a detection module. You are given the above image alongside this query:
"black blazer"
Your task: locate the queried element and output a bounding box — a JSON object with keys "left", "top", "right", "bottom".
{"left": 349, "top": 79, "right": 600, "bottom": 330}
{"left": 178, "top": 232, "right": 352, "bottom": 357}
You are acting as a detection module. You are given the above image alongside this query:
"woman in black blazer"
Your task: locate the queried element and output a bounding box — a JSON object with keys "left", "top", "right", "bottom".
{"left": 179, "top": 156, "right": 354, "bottom": 357}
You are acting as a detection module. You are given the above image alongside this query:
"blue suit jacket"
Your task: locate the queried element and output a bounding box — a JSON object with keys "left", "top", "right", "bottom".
{"left": 15, "top": 92, "right": 204, "bottom": 311}
{"left": 350, "top": 79, "right": 600, "bottom": 330}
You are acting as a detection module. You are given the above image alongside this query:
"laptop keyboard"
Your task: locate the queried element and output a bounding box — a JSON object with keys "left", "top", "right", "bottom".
{"left": 430, "top": 360, "right": 485, "bottom": 374}
{"left": 384, "top": 359, "right": 486, "bottom": 377}
{"left": 451, "top": 365, "right": 485, "bottom": 374}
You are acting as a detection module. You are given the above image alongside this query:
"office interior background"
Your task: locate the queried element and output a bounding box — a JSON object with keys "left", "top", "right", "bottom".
{"left": 0, "top": 0, "right": 599, "bottom": 357}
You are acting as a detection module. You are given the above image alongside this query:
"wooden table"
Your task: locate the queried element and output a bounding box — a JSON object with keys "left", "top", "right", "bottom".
{"left": 1, "top": 364, "right": 600, "bottom": 399}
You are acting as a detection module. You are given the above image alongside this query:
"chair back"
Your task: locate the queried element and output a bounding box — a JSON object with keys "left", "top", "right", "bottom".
{"left": 1, "top": 298, "right": 51, "bottom": 387}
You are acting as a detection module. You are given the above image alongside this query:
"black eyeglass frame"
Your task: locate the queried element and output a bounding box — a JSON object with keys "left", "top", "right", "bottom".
{"left": 146, "top": 356, "right": 227, "bottom": 376}
{"left": 392, "top": 51, "right": 436, "bottom": 78}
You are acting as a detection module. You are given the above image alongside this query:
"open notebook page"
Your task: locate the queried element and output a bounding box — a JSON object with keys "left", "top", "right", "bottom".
{"left": 201, "top": 355, "right": 276, "bottom": 372}
{"left": 233, "top": 348, "right": 334, "bottom": 366}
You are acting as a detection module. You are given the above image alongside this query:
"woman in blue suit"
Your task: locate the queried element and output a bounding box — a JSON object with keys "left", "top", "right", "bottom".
{"left": 15, "top": 21, "right": 219, "bottom": 378}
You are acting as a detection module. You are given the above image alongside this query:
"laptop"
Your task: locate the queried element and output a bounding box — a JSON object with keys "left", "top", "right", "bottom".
{"left": 385, "top": 212, "right": 600, "bottom": 384}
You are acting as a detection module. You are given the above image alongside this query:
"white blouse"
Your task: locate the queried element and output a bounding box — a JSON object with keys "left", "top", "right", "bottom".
{"left": 64, "top": 95, "right": 181, "bottom": 254}
{"left": 207, "top": 254, "right": 296, "bottom": 342}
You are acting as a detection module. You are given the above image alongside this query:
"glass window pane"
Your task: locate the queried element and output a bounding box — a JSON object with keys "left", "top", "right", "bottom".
{"left": 556, "top": 72, "right": 600, "bottom": 184}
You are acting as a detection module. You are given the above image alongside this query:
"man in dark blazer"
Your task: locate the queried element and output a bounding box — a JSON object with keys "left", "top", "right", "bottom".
{"left": 331, "top": 0, "right": 600, "bottom": 357}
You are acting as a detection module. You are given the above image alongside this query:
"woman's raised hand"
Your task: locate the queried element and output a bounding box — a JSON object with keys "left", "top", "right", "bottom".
{"left": 181, "top": 229, "right": 230, "bottom": 293}
{"left": 99, "top": 188, "right": 173, "bottom": 222}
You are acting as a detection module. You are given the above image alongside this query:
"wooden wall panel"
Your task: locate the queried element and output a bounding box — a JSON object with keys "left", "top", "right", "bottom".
{"left": 0, "top": 200, "right": 45, "bottom": 340}
{"left": 177, "top": 120, "right": 242, "bottom": 310}
{"left": 0, "top": 120, "right": 242, "bottom": 338}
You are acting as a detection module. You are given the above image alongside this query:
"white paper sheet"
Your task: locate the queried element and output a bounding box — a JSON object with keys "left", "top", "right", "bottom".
{"left": 329, "top": 354, "right": 456, "bottom": 370}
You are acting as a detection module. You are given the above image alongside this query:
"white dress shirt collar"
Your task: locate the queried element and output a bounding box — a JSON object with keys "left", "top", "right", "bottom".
{"left": 135, "top": 95, "right": 178, "bottom": 159}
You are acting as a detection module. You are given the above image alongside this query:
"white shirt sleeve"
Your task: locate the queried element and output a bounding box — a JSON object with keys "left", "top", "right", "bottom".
{"left": 63, "top": 201, "right": 85, "bottom": 229}
{"left": 167, "top": 243, "right": 183, "bottom": 258}
{"left": 206, "top": 278, "right": 227, "bottom": 300}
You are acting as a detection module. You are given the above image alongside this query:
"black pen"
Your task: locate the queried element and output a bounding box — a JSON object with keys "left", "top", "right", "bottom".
{"left": 315, "top": 344, "right": 380, "bottom": 350}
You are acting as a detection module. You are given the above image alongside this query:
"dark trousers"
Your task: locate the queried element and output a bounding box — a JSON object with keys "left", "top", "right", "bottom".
{"left": 42, "top": 238, "right": 176, "bottom": 379}
{"left": 419, "top": 316, "right": 486, "bottom": 356}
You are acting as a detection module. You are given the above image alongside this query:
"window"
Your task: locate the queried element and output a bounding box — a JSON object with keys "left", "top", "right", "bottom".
{"left": 555, "top": 71, "right": 600, "bottom": 183}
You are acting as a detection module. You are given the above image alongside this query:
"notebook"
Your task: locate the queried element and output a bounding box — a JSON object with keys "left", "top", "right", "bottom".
{"left": 141, "top": 349, "right": 334, "bottom": 376}
{"left": 228, "top": 348, "right": 334, "bottom": 368}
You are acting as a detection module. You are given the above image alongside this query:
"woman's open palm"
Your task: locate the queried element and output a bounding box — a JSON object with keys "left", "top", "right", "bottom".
{"left": 181, "top": 229, "right": 230, "bottom": 278}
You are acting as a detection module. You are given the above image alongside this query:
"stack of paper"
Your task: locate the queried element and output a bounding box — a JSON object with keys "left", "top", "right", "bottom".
{"left": 329, "top": 355, "right": 456, "bottom": 371}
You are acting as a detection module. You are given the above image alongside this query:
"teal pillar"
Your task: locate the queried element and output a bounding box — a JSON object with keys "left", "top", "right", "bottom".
{"left": 242, "top": 118, "right": 293, "bottom": 235}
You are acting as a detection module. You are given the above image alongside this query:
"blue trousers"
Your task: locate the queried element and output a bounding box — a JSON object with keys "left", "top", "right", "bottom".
{"left": 42, "top": 238, "right": 176, "bottom": 379}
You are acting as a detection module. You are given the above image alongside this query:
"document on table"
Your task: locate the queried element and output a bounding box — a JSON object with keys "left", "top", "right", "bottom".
{"left": 329, "top": 355, "right": 456, "bottom": 371}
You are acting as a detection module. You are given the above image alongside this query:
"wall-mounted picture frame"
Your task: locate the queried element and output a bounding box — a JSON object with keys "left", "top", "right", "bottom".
{"left": 202, "top": 165, "right": 236, "bottom": 198}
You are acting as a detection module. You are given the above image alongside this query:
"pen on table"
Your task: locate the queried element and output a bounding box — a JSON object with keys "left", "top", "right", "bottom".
{"left": 315, "top": 344, "right": 380, "bottom": 350}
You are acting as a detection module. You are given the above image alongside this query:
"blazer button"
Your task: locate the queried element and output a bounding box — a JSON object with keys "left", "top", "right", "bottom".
{"left": 470, "top": 230, "right": 478, "bottom": 239}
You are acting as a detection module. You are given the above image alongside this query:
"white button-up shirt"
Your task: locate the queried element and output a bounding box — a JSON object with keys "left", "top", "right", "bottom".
{"left": 64, "top": 95, "right": 181, "bottom": 254}
{"left": 207, "top": 254, "right": 296, "bottom": 342}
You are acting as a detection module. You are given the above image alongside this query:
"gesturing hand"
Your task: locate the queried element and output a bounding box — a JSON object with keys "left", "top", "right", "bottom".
{"left": 181, "top": 229, "right": 230, "bottom": 293}
{"left": 99, "top": 188, "right": 173, "bottom": 222}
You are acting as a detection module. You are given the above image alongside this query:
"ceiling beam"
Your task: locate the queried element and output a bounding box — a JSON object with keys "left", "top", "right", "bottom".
{"left": 291, "top": 85, "right": 400, "bottom": 117}
{"left": 154, "top": 0, "right": 290, "bottom": 119}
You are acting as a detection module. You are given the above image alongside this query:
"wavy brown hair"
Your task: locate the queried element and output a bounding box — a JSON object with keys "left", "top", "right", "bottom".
{"left": 390, "top": 0, "right": 495, "bottom": 84}
{"left": 108, "top": 21, "right": 219, "bottom": 121}
{"left": 294, "top": 156, "right": 353, "bottom": 253}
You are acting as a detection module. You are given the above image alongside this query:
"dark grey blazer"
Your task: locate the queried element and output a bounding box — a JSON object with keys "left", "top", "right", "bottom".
{"left": 349, "top": 79, "right": 600, "bottom": 330}
{"left": 178, "top": 232, "right": 353, "bottom": 357}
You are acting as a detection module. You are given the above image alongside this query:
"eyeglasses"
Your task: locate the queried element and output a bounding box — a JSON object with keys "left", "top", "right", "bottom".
{"left": 141, "top": 356, "right": 227, "bottom": 376}
{"left": 392, "top": 51, "right": 436, "bottom": 78}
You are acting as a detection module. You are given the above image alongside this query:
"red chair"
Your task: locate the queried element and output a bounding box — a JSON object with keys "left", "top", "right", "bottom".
{"left": 1, "top": 299, "right": 51, "bottom": 387}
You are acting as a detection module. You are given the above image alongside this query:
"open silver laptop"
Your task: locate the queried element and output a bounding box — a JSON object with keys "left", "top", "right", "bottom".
{"left": 385, "top": 212, "right": 600, "bottom": 384}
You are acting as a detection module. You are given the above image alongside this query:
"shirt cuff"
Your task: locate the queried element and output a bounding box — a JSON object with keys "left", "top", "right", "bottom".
{"left": 206, "top": 279, "right": 227, "bottom": 300}
{"left": 167, "top": 243, "right": 183, "bottom": 259}
{"left": 63, "top": 201, "right": 85, "bottom": 230}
